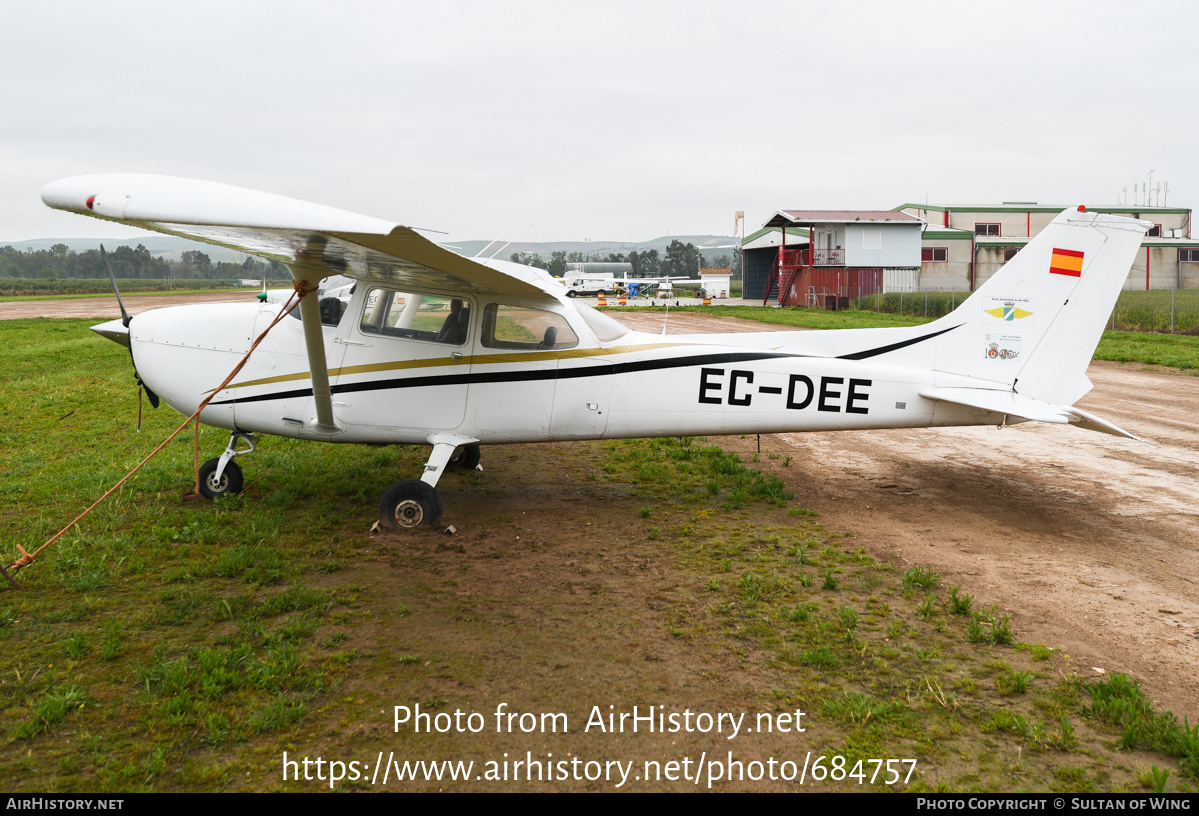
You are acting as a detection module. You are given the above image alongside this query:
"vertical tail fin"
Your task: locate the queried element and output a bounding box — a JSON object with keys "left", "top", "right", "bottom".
{"left": 931, "top": 207, "right": 1149, "bottom": 405}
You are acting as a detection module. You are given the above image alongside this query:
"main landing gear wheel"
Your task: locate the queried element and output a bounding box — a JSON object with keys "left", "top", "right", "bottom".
{"left": 379, "top": 479, "right": 443, "bottom": 530}
{"left": 198, "top": 458, "right": 244, "bottom": 500}
{"left": 449, "top": 444, "right": 481, "bottom": 471}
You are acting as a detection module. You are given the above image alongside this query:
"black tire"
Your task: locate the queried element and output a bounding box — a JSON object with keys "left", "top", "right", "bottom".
{"left": 458, "top": 444, "right": 481, "bottom": 470}
{"left": 566, "top": 291, "right": 576, "bottom": 298}
{"left": 448, "top": 445, "right": 478, "bottom": 469}
{"left": 379, "top": 479, "right": 443, "bottom": 529}
{"left": 198, "top": 458, "right": 243, "bottom": 500}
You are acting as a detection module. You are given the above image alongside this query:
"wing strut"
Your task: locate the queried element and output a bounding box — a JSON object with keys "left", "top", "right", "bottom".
{"left": 289, "top": 249, "right": 342, "bottom": 435}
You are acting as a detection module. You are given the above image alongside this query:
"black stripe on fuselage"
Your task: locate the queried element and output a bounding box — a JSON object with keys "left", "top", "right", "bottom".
{"left": 836, "top": 323, "right": 963, "bottom": 361}
{"left": 208, "top": 324, "right": 961, "bottom": 408}
{"left": 207, "top": 350, "right": 796, "bottom": 406}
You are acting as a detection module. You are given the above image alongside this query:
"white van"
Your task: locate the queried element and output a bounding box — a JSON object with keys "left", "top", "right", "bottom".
{"left": 562, "top": 275, "right": 616, "bottom": 297}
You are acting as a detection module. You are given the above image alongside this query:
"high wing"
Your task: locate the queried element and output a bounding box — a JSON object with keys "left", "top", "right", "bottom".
{"left": 42, "top": 174, "right": 562, "bottom": 433}
{"left": 41, "top": 174, "right": 559, "bottom": 303}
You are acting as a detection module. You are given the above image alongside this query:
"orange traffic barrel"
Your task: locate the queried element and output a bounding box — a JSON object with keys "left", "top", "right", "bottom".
{"left": 597, "top": 293, "right": 607, "bottom": 306}
{"left": 702, "top": 296, "right": 712, "bottom": 306}
{"left": 618, "top": 295, "right": 627, "bottom": 305}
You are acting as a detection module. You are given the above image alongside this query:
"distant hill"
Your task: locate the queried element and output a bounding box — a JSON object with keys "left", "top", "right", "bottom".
{"left": 4, "top": 234, "right": 740, "bottom": 265}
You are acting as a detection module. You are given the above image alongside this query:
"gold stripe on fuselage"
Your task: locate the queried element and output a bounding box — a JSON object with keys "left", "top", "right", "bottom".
{"left": 207, "top": 342, "right": 687, "bottom": 394}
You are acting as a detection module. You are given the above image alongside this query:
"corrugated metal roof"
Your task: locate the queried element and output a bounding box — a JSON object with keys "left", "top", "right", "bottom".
{"left": 896, "top": 203, "right": 1192, "bottom": 215}
{"left": 742, "top": 227, "right": 811, "bottom": 251}
{"left": 785, "top": 209, "right": 921, "bottom": 222}
{"left": 765, "top": 210, "right": 923, "bottom": 227}
{"left": 741, "top": 226, "right": 809, "bottom": 248}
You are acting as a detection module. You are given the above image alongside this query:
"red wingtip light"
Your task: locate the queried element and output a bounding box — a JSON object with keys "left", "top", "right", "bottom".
{"left": 85, "top": 195, "right": 96, "bottom": 210}
{"left": 1077, "top": 205, "right": 1086, "bottom": 212}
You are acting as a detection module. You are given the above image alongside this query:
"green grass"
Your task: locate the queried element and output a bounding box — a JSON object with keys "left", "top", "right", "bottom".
{"left": 1094, "top": 331, "right": 1199, "bottom": 371}
{"left": 1110, "top": 289, "right": 1199, "bottom": 334}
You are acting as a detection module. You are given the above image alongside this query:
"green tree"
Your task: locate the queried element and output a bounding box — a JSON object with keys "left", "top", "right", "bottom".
{"left": 663, "top": 240, "right": 702, "bottom": 278}
{"left": 510, "top": 251, "right": 548, "bottom": 270}
{"left": 628, "top": 248, "right": 661, "bottom": 278}
{"left": 548, "top": 251, "right": 567, "bottom": 277}
{"left": 181, "top": 250, "right": 212, "bottom": 270}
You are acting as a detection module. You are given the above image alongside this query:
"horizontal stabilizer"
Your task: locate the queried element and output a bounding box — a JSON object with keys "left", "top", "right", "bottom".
{"left": 919, "top": 387, "right": 1069, "bottom": 424}
{"left": 1063, "top": 406, "right": 1151, "bottom": 444}
{"left": 920, "top": 387, "right": 1148, "bottom": 442}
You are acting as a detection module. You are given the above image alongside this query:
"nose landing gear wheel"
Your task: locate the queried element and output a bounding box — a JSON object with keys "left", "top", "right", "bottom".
{"left": 448, "top": 444, "right": 481, "bottom": 471}
{"left": 198, "top": 458, "right": 244, "bottom": 499}
{"left": 379, "top": 479, "right": 443, "bottom": 529}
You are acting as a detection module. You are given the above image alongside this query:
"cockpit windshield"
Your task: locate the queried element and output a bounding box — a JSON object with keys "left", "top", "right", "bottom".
{"left": 575, "top": 302, "right": 631, "bottom": 343}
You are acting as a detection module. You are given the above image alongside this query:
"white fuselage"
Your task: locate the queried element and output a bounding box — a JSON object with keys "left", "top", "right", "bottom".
{"left": 127, "top": 283, "right": 1000, "bottom": 448}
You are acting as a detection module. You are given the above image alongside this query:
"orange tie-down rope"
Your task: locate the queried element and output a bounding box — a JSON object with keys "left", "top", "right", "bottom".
{"left": 5, "top": 281, "right": 315, "bottom": 583}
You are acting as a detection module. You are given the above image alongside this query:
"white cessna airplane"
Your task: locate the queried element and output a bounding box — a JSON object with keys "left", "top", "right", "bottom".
{"left": 42, "top": 175, "right": 1148, "bottom": 530}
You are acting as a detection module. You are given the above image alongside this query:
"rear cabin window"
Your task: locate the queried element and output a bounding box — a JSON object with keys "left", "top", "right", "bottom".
{"left": 358, "top": 289, "right": 471, "bottom": 345}
{"left": 481, "top": 304, "right": 579, "bottom": 350}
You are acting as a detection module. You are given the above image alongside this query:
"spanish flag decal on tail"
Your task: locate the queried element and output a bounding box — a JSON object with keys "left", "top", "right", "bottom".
{"left": 1049, "top": 247, "right": 1084, "bottom": 277}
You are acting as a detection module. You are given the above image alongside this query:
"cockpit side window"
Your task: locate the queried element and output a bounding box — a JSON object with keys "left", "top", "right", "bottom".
{"left": 358, "top": 289, "right": 470, "bottom": 345}
{"left": 481, "top": 304, "right": 579, "bottom": 351}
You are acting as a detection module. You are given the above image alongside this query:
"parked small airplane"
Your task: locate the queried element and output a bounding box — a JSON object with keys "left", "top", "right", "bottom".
{"left": 42, "top": 175, "right": 1148, "bottom": 530}
{"left": 650, "top": 278, "right": 708, "bottom": 299}
{"left": 616, "top": 277, "right": 698, "bottom": 298}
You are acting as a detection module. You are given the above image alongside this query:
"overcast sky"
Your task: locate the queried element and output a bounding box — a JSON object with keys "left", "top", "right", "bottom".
{"left": 2, "top": 0, "right": 1195, "bottom": 246}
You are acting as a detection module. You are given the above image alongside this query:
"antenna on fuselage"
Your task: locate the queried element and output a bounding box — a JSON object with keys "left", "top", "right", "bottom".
{"left": 487, "top": 223, "right": 533, "bottom": 259}
{"left": 475, "top": 216, "right": 524, "bottom": 259}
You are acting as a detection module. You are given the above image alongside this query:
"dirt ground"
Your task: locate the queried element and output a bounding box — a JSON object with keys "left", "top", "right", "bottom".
{"left": 12, "top": 296, "right": 1198, "bottom": 720}
{"left": 615, "top": 311, "right": 1199, "bottom": 719}
{"left": 0, "top": 291, "right": 252, "bottom": 320}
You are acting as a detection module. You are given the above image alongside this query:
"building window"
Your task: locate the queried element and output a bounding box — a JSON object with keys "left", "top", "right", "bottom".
{"left": 1180, "top": 249, "right": 1199, "bottom": 263}
{"left": 1147, "top": 224, "right": 1162, "bottom": 238}
{"left": 1004, "top": 247, "right": 1019, "bottom": 262}
{"left": 975, "top": 223, "right": 1001, "bottom": 236}
{"left": 921, "top": 247, "right": 947, "bottom": 263}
